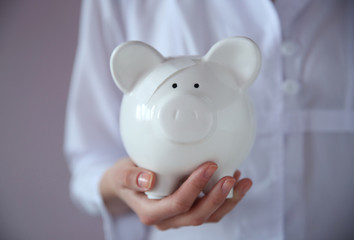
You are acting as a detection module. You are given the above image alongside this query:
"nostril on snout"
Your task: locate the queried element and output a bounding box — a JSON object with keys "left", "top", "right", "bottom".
{"left": 193, "top": 110, "right": 198, "bottom": 120}
{"left": 173, "top": 110, "right": 179, "bottom": 120}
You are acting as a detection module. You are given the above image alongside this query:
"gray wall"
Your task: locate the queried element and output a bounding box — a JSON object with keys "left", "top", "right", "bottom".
{"left": 0, "top": 1, "right": 103, "bottom": 239}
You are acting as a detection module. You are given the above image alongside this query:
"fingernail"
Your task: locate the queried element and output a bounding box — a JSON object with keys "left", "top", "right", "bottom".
{"left": 222, "top": 179, "right": 236, "bottom": 195}
{"left": 204, "top": 165, "right": 218, "bottom": 179}
{"left": 137, "top": 172, "right": 153, "bottom": 190}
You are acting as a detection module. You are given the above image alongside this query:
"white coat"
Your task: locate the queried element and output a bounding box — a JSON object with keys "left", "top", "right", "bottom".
{"left": 64, "top": 0, "right": 354, "bottom": 239}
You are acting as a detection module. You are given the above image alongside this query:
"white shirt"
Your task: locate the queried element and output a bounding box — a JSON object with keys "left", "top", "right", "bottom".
{"left": 64, "top": 0, "right": 354, "bottom": 239}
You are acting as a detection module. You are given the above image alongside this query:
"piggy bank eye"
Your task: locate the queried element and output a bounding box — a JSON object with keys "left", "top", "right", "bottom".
{"left": 172, "top": 83, "right": 178, "bottom": 88}
{"left": 194, "top": 83, "right": 199, "bottom": 88}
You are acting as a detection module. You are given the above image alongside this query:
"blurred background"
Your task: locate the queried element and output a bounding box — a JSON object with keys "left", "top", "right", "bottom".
{"left": 0, "top": 1, "right": 103, "bottom": 239}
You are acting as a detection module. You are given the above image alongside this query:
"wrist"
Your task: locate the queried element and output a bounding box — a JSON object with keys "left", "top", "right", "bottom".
{"left": 99, "top": 167, "right": 131, "bottom": 216}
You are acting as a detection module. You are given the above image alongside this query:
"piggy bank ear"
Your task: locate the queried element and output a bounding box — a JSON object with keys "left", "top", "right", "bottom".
{"left": 110, "top": 41, "right": 164, "bottom": 93}
{"left": 204, "top": 37, "right": 261, "bottom": 89}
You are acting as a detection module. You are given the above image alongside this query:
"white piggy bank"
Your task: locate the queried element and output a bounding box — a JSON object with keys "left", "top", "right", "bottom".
{"left": 110, "top": 37, "right": 261, "bottom": 199}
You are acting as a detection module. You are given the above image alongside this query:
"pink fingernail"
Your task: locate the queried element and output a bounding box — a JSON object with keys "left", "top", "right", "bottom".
{"left": 204, "top": 165, "right": 218, "bottom": 179}
{"left": 137, "top": 172, "right": 153, "bottom": 190}
{"left": 222, "top": 179, "right": 236, "bottom": 195}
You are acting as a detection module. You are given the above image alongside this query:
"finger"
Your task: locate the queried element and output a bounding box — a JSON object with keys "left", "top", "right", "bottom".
{"left": 207, "top": 177, "right": 252, "bottom": 223}
{"left": 234, "top": 169, "right": 241, "bottom": 182}
{"left": 114, "top": 158, "right": 155, "bottom": 192}
{"left": 165, "top": 162, "right": 218, "bottom": 213}
{"left": 155, "top": 176, "right": 235, "bottom": 230}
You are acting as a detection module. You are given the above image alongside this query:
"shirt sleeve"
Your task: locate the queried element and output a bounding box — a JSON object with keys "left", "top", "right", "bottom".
{"left": 63, "top": 1, "right": 142, "bottom": 239}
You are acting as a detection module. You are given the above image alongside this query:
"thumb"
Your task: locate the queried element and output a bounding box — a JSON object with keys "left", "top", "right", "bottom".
{"left": 117, "top": 159, "right": 155, "bottom": 192}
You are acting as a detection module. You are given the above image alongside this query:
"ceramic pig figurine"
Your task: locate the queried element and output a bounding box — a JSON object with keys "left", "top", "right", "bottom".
{"left": 110, "top": 36, "right": 261, "bottom": 199}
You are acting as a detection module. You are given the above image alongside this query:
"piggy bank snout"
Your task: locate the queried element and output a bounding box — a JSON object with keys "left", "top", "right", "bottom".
{"left": 159, "top": 95, "right": 214, "bottom": 143}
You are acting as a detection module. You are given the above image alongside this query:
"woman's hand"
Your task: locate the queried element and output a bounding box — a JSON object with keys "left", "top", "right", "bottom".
{"left": 99, "top": 157, "right": 252, "bottom": 230}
